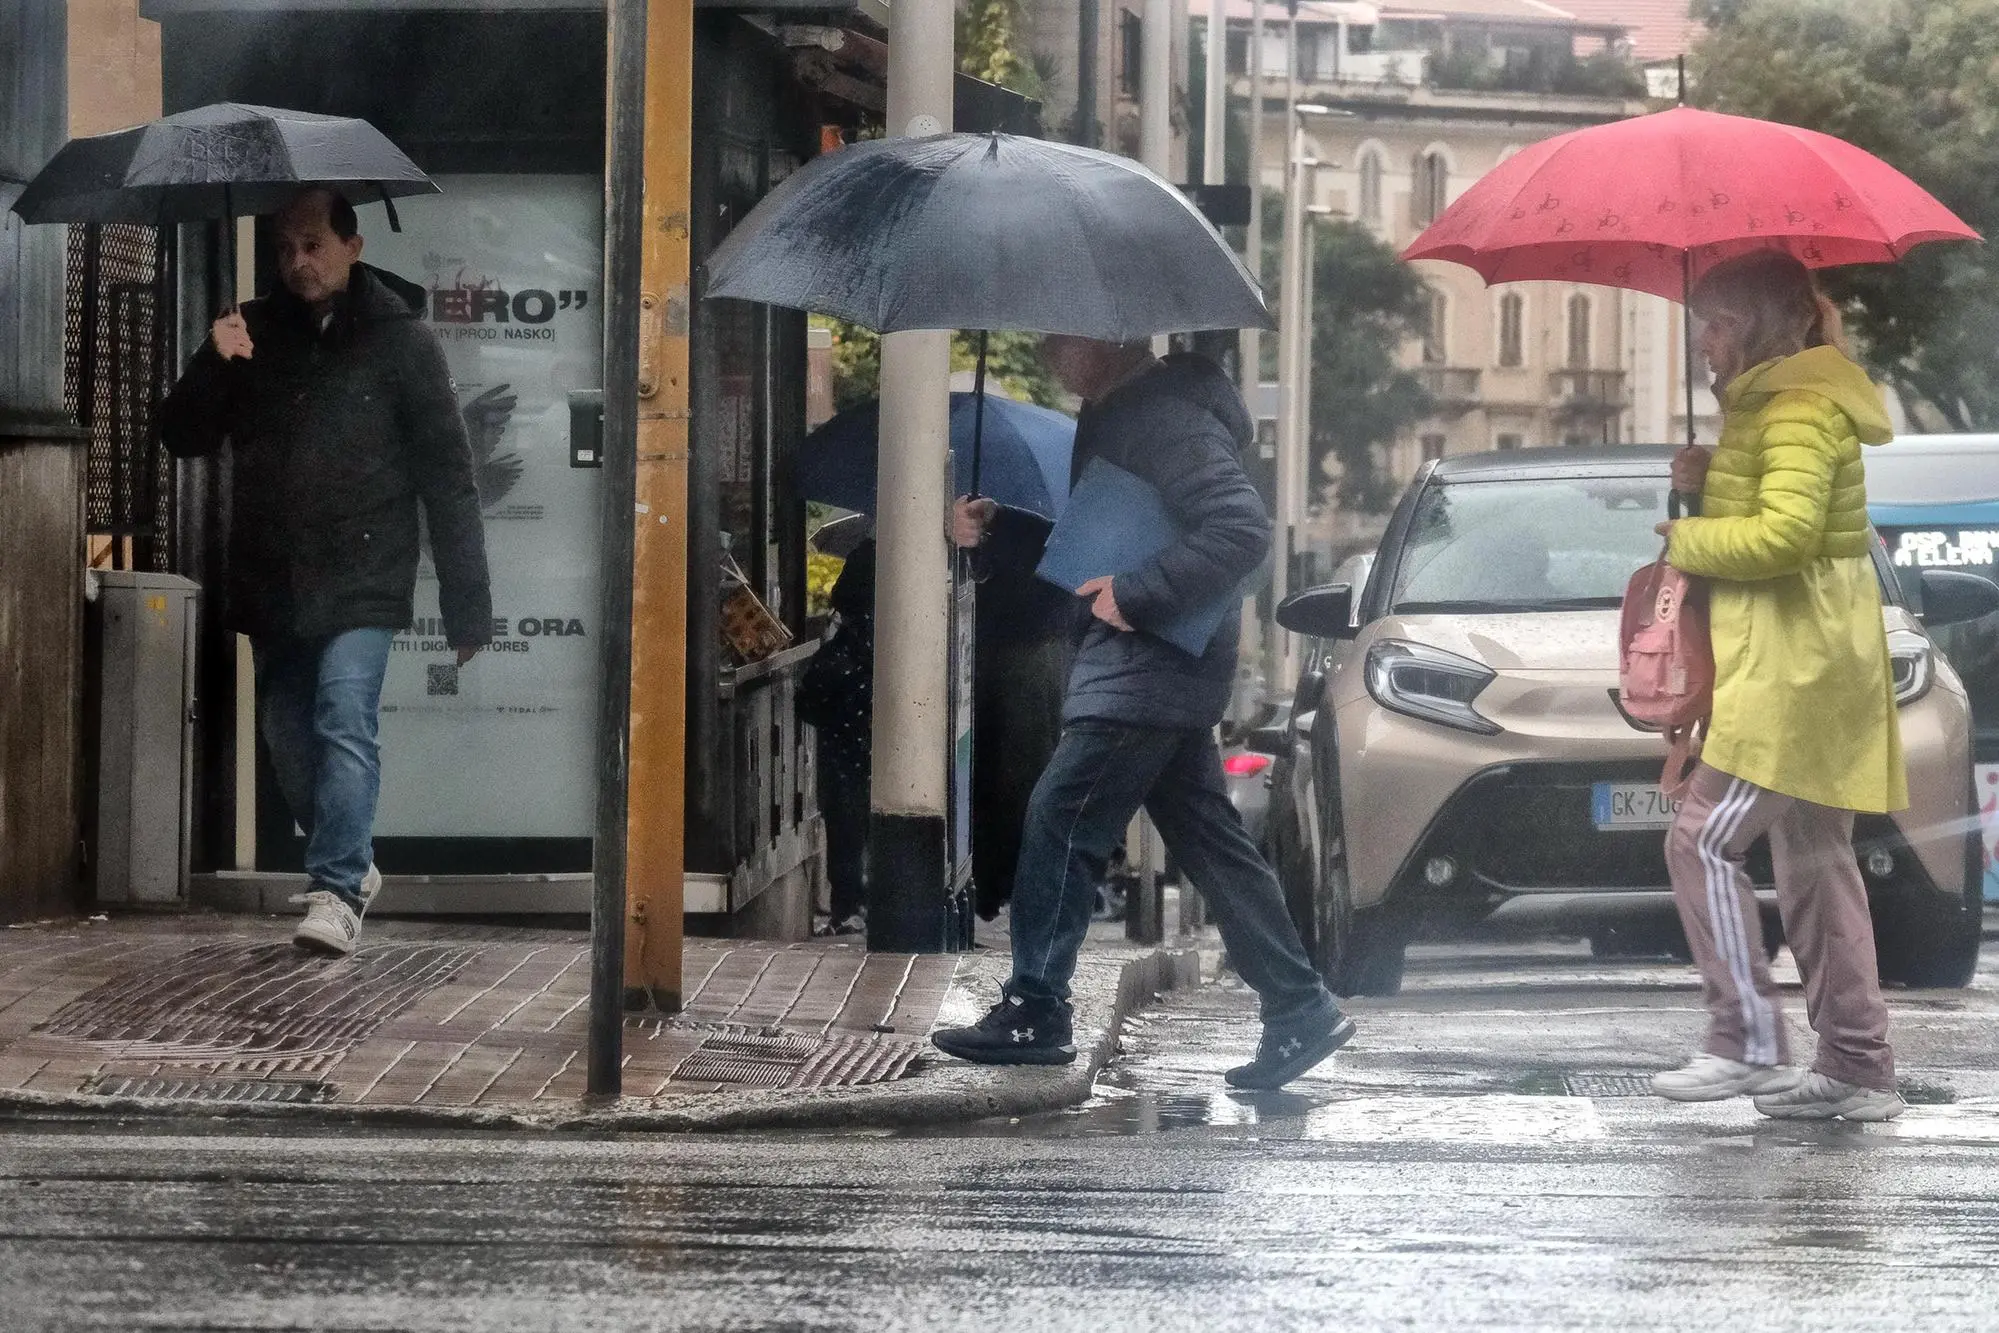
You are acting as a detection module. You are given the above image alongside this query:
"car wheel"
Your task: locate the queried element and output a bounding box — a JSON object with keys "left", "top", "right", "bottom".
{"left": 1873, "top": 831, "right": 1982, "bottom": 988}
{"left": 1314, "top": 787, "right": 1410, "bottom": 999}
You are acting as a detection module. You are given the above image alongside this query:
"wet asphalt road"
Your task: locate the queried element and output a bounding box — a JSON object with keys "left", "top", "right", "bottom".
{"left": 9, "top": 937, "right": 1999, "bottom": 1331}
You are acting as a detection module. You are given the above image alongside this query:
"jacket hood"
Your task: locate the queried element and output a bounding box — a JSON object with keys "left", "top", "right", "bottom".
{"left": 1729, "top": 345, "right": 1894, "bottom": 446}
{"left": 1124, "top": 352, "right": 1255, "bottom": 454}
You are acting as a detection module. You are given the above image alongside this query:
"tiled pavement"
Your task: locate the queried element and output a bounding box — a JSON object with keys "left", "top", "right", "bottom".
{"left": 0, "top": 916, "right": 954, "bottom": 1113}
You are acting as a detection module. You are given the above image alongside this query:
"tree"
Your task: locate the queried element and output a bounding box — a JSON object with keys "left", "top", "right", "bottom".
{"left": 1261, "top": 193, "right": 1435, "bottom": 511}
{"left": 1693, "top": 0, "right": 1999, "bottom": 429}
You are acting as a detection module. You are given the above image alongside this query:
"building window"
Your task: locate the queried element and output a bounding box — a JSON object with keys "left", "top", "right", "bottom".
{"left": 1562, "top": 432, "right": 1594, "bottom": 448}
{"left": 1496, "top": 432, "right": 1524, "bottom": 452}
{"left": 1119, "top": 11, "right": 1143, "bottom": 97}
{"left": 1422, "top": 291, "right": 1448, "bottom": 365}
{"left": 1414, "top": 151, "right": 1449, "bottom": 225}
{"left": 1422, "top": 434, "right": 1448, "bottom": 462}
{"left": 1567, "top": 293, "right": 1593, "bottom": 369}
{"left": 1497, "top": 292, "right": 1524, "bottom": 368}
{"left": 1359, "top": 151, "right": 1383, "bottom": 225}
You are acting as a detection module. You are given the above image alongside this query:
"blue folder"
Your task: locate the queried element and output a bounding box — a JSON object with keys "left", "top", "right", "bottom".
{"left": 1035, "top": 457, "right": 1235, "bottom": 657}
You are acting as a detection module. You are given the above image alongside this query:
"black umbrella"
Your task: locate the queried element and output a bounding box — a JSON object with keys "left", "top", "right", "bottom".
{"left": 12, "top": 103, "right": 438, "bottom": 305}
{"left": 704, "top": 133, "right": 1271, "bottom": 494}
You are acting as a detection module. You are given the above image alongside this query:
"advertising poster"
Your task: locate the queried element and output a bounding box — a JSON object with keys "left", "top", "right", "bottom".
{"left": 359, "top": 176, "right": 604, "bottom": 838}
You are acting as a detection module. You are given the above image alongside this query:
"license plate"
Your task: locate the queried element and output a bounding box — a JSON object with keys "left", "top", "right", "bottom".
{"left": 1591, "top": 781, "right": 1681, "bottom": 832}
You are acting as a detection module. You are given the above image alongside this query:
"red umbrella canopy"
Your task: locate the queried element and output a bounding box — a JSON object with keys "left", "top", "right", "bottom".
{"left": 1403, "top": 107, "right": 1980, "bottom": 299}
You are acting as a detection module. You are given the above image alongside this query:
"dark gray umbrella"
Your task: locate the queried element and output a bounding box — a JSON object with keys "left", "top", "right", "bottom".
{"left": 703, "top": 133, "right": 1271, "bottom": 341}
{"left": 11, "top": 103, "right": 437, "bottom": 229}
{"left": 705, "top": 132, "right": 1269, "bottom": 492}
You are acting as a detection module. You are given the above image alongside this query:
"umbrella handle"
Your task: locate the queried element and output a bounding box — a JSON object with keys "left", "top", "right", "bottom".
{"left": 968, "top": 329, "right": 989, "bottom": 500}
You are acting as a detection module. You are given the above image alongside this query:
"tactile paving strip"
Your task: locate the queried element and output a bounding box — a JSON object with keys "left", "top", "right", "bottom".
{"left": 667, "top": 1024, "right": 924, "bottom": 1089}
{"left": 33, "top": 942, "right": 480, "bottom": 1073}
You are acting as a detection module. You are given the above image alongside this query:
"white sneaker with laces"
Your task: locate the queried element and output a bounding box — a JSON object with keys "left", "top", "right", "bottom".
{"left": 358, "top": 863, "right": 383, "bottom": 915}
{"left": 1652, "top": 1053, "right": 1803, "bottom": 1102}
{"left": 1753, "top": 1072, "right": 1906, "bottom": 1122}
{"left": 292, "top": 889, "right": 363, "bottom": 956}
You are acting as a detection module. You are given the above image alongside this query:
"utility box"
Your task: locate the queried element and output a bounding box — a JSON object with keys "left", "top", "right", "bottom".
{"left": 92, "top": 572, "right": 199, "bottom": 906}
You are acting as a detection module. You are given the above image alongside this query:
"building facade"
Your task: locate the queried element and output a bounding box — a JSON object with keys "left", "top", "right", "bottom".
{"left": 1200, "top": 0, "right": 1710, "bottom": 518}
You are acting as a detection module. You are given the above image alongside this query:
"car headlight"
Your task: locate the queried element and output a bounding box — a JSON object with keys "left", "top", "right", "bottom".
{"left": 1365, "top": 639, "right": 1501, "bottom": 735}
{"left": 1888, "top": 628, "right": 1933, "bottom": 707}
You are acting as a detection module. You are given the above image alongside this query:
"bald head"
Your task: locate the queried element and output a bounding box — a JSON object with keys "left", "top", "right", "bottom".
{"left": 275, "top": 187, "right": 363, "bottom": 311}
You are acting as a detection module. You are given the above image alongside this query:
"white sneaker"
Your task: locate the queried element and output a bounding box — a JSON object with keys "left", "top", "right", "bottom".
{"left": 1754, "top": 1072, "right": 1906, "bottom": 1122}
{"left": 358, "top": 863, "right": 383, "bottom": 915}
{"left": 291, "top": 890, "right": 362, "bottom": 956}
{"left": 1652, "top": 1053, "right": 1804, "bottom": 1102}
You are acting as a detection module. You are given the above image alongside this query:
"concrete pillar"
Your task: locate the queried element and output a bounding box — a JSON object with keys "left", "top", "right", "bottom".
{"left": 869, "top": 0, "right": 956, "bottom": 953}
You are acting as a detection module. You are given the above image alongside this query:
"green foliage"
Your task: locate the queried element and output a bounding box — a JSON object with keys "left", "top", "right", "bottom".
{"left": 1304, "top": 221, "right": 1437, "bottom": 511}
{"left": 958, "top": 0, "right": 1043, "bottom": 100}
{"left": 1693, "top": 0, "right": 1999, "bottom": 429}
{"left": 1428, "top": 46, "right": 1646, "bottom": 99}
{"left": 1260, "top": 192, "right": 1435, "bottom": 511}
{"left": 820, "top": 318, "right": 1064, "bottom": 412}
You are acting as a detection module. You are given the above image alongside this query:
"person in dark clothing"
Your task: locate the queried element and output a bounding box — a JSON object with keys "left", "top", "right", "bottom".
{"left": 971, "top": 564, "right": 1068, "bottom": 921}
{"left": 799, "top": 538, "right": 876, "bottom": 934}
{"left": 932, "top": 336, "right": 1351, "bottom": 1090}
{"left": 161, "top": 187, "right": 493, "bottom": 957}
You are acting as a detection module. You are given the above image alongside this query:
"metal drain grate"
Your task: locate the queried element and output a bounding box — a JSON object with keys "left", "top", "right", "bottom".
{"left": 82, "top": 1075, "right": 336, "bottom": 1104}
{"left": 668, "top": 1025, "right": 923, "bottom": 1089}
{"left": 35, "top": 942, "right": 480, "bottom": 1073}
{"left": 1563, "top": 1074, "right": 1658, "bottom": 1098}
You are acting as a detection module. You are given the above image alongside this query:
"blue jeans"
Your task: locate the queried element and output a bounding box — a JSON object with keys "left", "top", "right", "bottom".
{"left": 253, "top": 628, "right": 394, "bottom": 910}
{"left": 1009, "top": 721, "right": 1337, "bottom": 1027}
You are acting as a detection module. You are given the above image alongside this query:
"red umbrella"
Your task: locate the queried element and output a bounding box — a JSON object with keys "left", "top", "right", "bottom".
{"left": 1402, "top": 106, "right": 1980, "bottom": 447}
{"left": 1405, "top": 107, "right": 1977, "bottom": 297}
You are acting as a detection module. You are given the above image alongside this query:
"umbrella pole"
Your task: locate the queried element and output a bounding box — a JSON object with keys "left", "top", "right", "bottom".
{"left": 1682, "top": 250, "right": 1696, "bottom": 453}
{"left": 969, "top": 329, "right": 990, "bottom": 498}
{"left": 221, "top": 183, "right": 237, "bottom": 314}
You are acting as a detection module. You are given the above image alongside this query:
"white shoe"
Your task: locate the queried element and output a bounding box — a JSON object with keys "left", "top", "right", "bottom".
{"left": 1754, "top": 1072, "right": 1906, "bottom": 1122}
{"left": 291, "top": 889, "right": 362, "bottom": 956}
{"left": 1652, "top": 1053, "right": 1803, "bottom": 1102}
{"left": 358, "top": 863, "right": 383, "bottom": 915}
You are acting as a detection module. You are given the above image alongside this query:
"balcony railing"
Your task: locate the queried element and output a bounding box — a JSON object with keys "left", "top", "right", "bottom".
{"left": 1417, "top": 366, "right": 1481, "bottom": 406}
{"left": 1549, "top": 369, "right": 1629, "bottom": 416}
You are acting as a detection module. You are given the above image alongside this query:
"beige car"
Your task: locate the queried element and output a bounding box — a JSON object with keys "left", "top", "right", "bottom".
{"left": 1264, "top": 447, "right": 1994, "bottom": 996}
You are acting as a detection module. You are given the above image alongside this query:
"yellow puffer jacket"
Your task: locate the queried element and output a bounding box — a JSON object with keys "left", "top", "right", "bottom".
{"left": 1666, "top": 345, "right": 1907, "bottom": 814}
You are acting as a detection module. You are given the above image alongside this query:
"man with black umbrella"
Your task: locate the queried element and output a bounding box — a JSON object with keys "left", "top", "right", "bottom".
{"left": 162, "top": 186, "right": 493, "bottom": 956}
{"left": 935, "top": 334, "right": 1353, "bottom": 1090}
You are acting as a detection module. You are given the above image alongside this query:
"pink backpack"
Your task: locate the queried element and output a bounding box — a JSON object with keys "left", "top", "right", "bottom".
{"left": 1618, "top": 548, "right": 1713, "bottom": 798}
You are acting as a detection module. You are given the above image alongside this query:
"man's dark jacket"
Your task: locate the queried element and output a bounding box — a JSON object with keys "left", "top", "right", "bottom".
{"left": 983, "top": 353, "right": 1267, "bottom": 731}
{"left": 161, "top": 263, "right": 493, "bottom": 647}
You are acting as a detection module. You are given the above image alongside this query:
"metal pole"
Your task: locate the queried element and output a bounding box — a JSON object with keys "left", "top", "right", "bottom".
{"left": 1203, "top": 0, "right": 1227, "bottom": 186}
{"left": 1273, "top": 107, "right": 1304, "bottom": 687}
{"left": 868, "top": 0, "right": 956, "bottom": 954}
{"left": 590, "top": 0, "right": 648, "bottom": 1099}
{"left": 1141, "top": 0, "right": 1172, "bottom": 172}
{"left": 1240, "top": 2, "right": 1266, "bottom": 404}
{"left": 1076, "top": 0, "right": 1101, "bottom": 148}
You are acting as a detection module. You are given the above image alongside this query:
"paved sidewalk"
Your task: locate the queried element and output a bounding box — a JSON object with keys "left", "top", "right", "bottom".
{"left": 0, "top": 914, "right": 1200, "bottom": 1129}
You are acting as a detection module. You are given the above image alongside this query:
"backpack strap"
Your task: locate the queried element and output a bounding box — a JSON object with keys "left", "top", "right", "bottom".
{"left": 1660, "top": 718, "right": 1706, "bottom": 799}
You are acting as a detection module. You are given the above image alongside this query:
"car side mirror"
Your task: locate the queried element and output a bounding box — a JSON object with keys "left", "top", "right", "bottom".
{"left": 1275, "top": 583, "right": 1356, "bottom": 639}
{"left": 1918, "top": 569, "right": 1999, "bottom": 628}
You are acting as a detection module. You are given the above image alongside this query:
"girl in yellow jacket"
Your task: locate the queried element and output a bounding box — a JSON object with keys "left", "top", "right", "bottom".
{"left": 1649, "top": 251, "right": 1906, "bottom": 1122}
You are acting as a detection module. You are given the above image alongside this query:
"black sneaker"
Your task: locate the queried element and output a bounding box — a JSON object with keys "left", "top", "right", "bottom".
{"left": 1224, "top": 1011, "right": 1356, "bottom": 1090}
{"left": 931, "top": 988, "right": 1077, "bottom": 1066}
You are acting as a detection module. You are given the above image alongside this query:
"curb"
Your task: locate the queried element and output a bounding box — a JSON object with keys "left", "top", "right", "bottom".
{"left": 0, "top": 946, "right": 1204, "bottom": 1133}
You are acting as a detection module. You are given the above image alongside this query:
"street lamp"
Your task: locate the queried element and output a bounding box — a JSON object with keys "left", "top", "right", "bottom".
{"left": 1272, "top": 101, "right": 1349, "bottom": 692}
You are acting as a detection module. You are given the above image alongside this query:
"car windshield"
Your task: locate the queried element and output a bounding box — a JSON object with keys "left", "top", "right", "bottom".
{"left": 1390, "top": 476, "right": 1671, "bottom": 614}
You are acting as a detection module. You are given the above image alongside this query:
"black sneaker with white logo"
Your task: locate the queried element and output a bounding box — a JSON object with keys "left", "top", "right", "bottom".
{"left": 931, "top": 987, "right": 1077, "bottom": 1066}
{"left": 1224, "top": 1010, "right": 1356, "bottom": 1090}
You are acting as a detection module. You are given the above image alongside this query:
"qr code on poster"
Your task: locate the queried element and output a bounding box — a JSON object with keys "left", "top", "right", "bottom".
{"left": 427, "top": 663, "right": 459, "bottom": 697}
